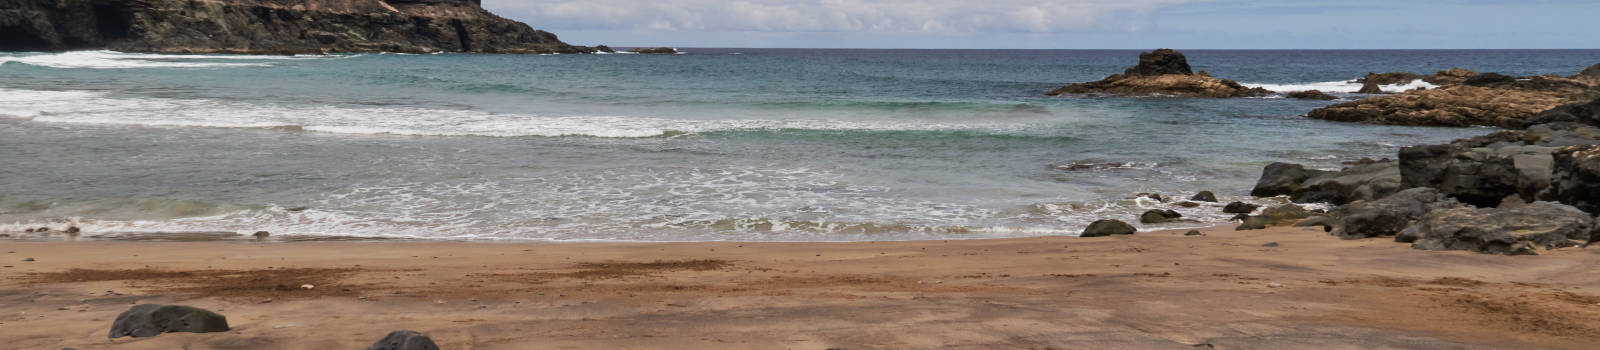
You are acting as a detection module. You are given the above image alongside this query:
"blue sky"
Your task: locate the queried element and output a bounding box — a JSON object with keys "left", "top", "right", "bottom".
{"left": 486, "top": 0, "right": 1600, "bottom": 49}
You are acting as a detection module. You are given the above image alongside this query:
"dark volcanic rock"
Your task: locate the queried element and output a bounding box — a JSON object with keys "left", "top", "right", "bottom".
{"left": 1328, "top": 188, "right": 1460, "bottom": 240}
{"left": 594, "top": 45, "right": 615, "bottom": 53}
{"left": 1356, "top": 79, "right": 1386, "bottom": 94}
{"left": 1358, "top": 72, "right": 1424, "bottom": 86}
{"left": 1291, "top": 161, "right": 1403, "bottom": 205}
{"left": 1464, "top": 73, "right": 1516, "bottom": 86}
{"left": 1250, "top": 163, "right": 1333, "bottom": 198}
{"left": 1190, "top": 191, "right": 1218, "bottom": 202}
{"left": 1222, "top": 202, "right": 1259, "bottom": 214}
{"left": 1139, "top": 209, "right": 1183, "bottom": 224}
{"left": 1287, "top": 90, "right": 1338, "bottom": 100}
{"left": 1545, "top": 145, "right": 1600, "bottom": 214}
{"left": 1048, "top": 49, "right": 1271, "bottom": 98}
{"left": 0, "top": 0, "right": 596, "bottom": 54}
{"left": 367, "top": 330, "right": 441, "bottom": 350}
{"left": 1259, "top": 204, "right": 1312, "bottom": 224}
{"left": 1081, "top": 219, "right": 1136, "bottom": 237}
{"left": 1235, "top": 216, "right": 1269, "bottom": 231}
{"left": 1396, "top": 129, "right": 1596, "bottom": 208}
{"left": 109, "top": 304, "right": 229, "bottom": 339}
{"left": 1123, "top": 49, "right": 1192, "bottom": 76}
{"left": 1410, "top": 202, "right": 1594, "bottom": 255}
{"left": 1528, "top": 97, "right": 1600, "bottom": 127}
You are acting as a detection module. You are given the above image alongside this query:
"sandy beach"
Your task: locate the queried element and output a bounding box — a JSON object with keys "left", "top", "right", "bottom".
{"left": 3, "top": 226, "right": 1598, "bottom": 350}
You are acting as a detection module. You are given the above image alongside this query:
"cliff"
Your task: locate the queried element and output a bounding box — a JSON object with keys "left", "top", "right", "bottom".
{"left": 0, "top": 0, "right": 595, "bottom": 54}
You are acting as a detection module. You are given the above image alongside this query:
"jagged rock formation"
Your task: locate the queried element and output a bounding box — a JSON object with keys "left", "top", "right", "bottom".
{"left": 1306, "top": 65, "right": 1600, "bottom": 128}
{"left": 0, "top": 0, "right": 598, "bottom": 54}
{"left": 1048, "top": 49, "right": 1271, "bottom": 98}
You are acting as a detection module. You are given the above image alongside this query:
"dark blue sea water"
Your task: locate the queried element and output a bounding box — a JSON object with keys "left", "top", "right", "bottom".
{"left": 1, "top": 49, "right": 1596, "bottom": 241}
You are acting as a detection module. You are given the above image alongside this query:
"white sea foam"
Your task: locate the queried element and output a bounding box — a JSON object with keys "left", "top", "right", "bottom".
{"left": 0, "top": 87, "right": 1025, "bottom": 138}
{"left": 0, "top": 50, "right": 353, "bottom": 69}
{"left": 1242, "top": 79, "right": 1438, "bottom": 94}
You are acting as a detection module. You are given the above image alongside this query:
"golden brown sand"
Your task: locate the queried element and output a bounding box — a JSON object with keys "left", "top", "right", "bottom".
{"left": 3, "top": 226, "right": 1599, "bottom": 349}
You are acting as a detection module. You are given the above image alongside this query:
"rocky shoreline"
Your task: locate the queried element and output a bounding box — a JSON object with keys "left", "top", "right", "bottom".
{"left": 1, "top": 0, "right": 602, "bottom": 54}
{"left": 1063, "top": 49, "right": 1600, "bottom": 255}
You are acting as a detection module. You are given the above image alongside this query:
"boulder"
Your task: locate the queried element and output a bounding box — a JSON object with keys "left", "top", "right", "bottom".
{"left": 594, "top": 45, "right": 615, "bottom": 53}
{"left": 1291, "top": 161, "right": 1403, "bottom": 205}
{"left": 1184, "top": 230, "right": 1204, "bottom": 236}
{"left": 1235, "top": 216, "right": 1269, "bottom": 231}
{"left": 1081, "top": 220, "right": 1137, "bottom": 237}
{"left": 367, "top": 330, "right": 441, "bottom": 350}
{"left": 1048, "top": 49, "right": 1272, "bottom": 98}
{"left": 1293, "top": 216, "right": 1335, "bottom": 232}
{"left": 1544, "top": 145, "right": 1600, "bottom": 214}
{"left": 1222, "top": 202, "right": 1259, "bottom": 214}
{"left": 1259, "top": 204, "right": 1312, "bottom": 224}
{"left": 1328, "top": 188, "right": 1460, "bottom": 240}
{"left": 1250, "top": 163, "right": 1333, "bottom": 198}
{"left": 1139, "top": 209, "right": 1183, "bottom": 224}
{"left": 1397, "top": 128, "right": 1594, "bottom": 208}
{"left": 1287, "top": 90, "right": 1338, "bottom": 100}
{"left": 1410, "top": 202, "right": 1594, "bottom": 255}
{"left": 108, "top": 304, "right": 229, "bottom": 339}
{"left": 1190, "top": 191, "right": 1218, "bottom": 202}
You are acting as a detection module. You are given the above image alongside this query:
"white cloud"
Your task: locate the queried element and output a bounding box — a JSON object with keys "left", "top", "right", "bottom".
{"left": 488, "top": 0, "right": 1196, "bottom": 33}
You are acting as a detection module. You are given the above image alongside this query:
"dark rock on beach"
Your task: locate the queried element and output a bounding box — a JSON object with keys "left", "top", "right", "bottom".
{"left": 1287, "top": 90, "right": 1338, "bottom": 100}
{"left": 1327, "top": 188, "right": 1460, "bottom": 240}
{"left": 109, "top": 304, "right": 229, "bottom": 338}
{"left": 1545, "top": 144, "right": 1600, "bottom": 214}
{"left": 1190, "top": 191, "right": 1218, "bottom": 203}
{"left": 367, "top": 330, "right": 441, "bottom": 350}
{"left": 1250, "top": 163, "right": 1332, "bottom": 198}
{"left": 1048, "top": 49, "right": 1271, "bottom": 98}
{"left": 1139, "top": 209, "right": 1183, "bottom": 224}
{"left": 1081, "top": 220, "right": 1136, "bottom": 237}
{"left": 1290, "top": 161, "right": 1404, "bottom": 205}
{"left": 1409, "top": 202, "right": 1594, "bottom": 255}
{"left": 1222, "top": 202, "right": 1259, "bottom": 214}
{"left": 0, "top": 0, "right": 599, "bottom": 54}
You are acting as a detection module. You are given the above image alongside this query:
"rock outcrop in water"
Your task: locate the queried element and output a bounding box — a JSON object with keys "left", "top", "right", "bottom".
{"left": 1306, "top": 65, "right": 1600, "bottom": 128}
{"left": 1048, "top": 49, "right": 1271, "bottom": 98}
{"left": 0, "top": 0, "right": 599, "bottom": 54}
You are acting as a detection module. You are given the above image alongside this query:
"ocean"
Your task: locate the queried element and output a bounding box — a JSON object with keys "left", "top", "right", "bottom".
{"left": 2, "top": 49, "right": 1596, "bottom": 241}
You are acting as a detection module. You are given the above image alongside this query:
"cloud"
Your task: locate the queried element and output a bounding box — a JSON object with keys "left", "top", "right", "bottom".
{"left": 488, "top": 0, "right": 1196, "bottom": 33}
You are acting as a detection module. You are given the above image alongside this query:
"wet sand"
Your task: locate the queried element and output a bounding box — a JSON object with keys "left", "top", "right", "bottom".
{"left": 3, "top": 226, "right": 1599, "bottom": 349}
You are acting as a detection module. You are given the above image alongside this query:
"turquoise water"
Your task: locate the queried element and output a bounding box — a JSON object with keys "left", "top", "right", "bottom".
{"left": 1, "top": 49, "right": 1595, "bottom": 241}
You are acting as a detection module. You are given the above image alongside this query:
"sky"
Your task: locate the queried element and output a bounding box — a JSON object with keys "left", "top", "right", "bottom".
{"left": 485, "top": 0, "right": 1600, "bottom": 49}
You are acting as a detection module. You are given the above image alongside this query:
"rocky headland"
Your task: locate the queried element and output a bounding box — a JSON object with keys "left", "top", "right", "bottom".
{"left": 0, "top": 0, "right": 600, "bottom": 54}
{"left": 1048, "top": 49, "right": 1272, "bottom": 98}
{"left": 1306, "top": 65, "right": 1600, "bottom": 128}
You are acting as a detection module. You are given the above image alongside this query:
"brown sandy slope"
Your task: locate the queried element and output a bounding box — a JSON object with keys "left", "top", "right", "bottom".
{"left": 3, "top": 226, "right": 1599, "bottom": 349}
